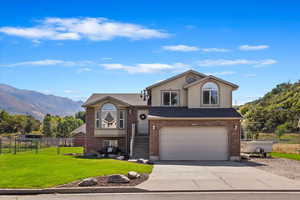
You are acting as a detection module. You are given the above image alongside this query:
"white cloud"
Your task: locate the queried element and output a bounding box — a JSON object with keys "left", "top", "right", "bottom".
{"left": 162, "top": 45, "right": 199, "bottom": 52}
{"left": 239, "top": 45, "right": 269, "bottom": 51}
{"left": 202, "top": 48, "right": 230, "bottom": 52}
{"left": 206, "top": 71, "right": 236, "bottom": 76}
{"left": 101, "top": 63, "right": 189, "bottom": 74}
{"left": 77, "top": 67, "right": 92, "bottom": 73}
{"left": 197, "top": 59, "right": 277, "bottom": 67}
{"left": 0, "top": 17, "right": 169, "bottom": 41}
{"left": 0, "top": 59, "right": 94, "bottom": 67}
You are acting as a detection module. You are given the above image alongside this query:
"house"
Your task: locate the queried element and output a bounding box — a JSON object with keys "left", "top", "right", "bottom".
{"left": 71, "top": 124, "right": 86, "bottom": 147}
{"left": 82, "top": 70, "right": 242, "bottom": 161}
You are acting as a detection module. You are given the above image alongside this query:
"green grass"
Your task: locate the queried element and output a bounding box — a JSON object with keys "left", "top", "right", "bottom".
{"left": 271, "top": 152, "right": 300, "bottom": 161}
{"left": 0, "top": 147, "right": 153, "bottom": 188}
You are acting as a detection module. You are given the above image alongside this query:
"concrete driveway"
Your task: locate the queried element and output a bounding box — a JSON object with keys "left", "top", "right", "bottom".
{"left": 138, "top": 161, "right": 300, "bottom": 191}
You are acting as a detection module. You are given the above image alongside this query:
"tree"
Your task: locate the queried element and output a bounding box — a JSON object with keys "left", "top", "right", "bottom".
{"left": 75, "top": 111, "right": 86, "bottom": 122}
{"left": 42, "top": 114, "right": 53, "bottom": 137}
{"left": 275, "top": 124, "right": 286, "bottom": 139}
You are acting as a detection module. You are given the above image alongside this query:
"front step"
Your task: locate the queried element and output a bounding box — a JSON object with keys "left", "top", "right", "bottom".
{"left": 132, "top": 135, "right": 149, "bottom": 159}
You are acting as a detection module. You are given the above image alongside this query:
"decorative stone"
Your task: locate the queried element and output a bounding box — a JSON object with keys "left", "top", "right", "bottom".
{"left": 127, "top": 171, "right": 140, "bottom": 179}
{"left": 116, "top": 156, "right": 125, "bottom": 160}
{"left": 107, "top": 174, "right": 130, "bottom": 183}
{"left": 78, "top": 178, "right": 98, "bottom": 187}
{"left": 137, "top": 159, "right": 144, "bottom": 163}
{"left": 146, "top": 160, "right": 154, "bottom": 165}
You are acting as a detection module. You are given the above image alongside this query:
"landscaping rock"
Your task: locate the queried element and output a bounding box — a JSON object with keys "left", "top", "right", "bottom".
{"left": 107, "top": 174, "right": 130, "bottom": 183}
{"left": 146, "top": 160, "right": 154, "bottom": 165}
{"left": 116, "top": 156, "right": 125, "bottom": 160}
{"left": 78, "top": 178, "right": 98, "bottom": 187}
{"left": 127, "top": 171, "right": 140, "bottom": 179}
{"left": 137, "top": 158, "right": 144, "bottom": 163}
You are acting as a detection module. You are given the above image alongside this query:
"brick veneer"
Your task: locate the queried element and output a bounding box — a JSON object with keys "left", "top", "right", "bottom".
{"left": 149, "top": 119, "right": 241, "bottom": 160}
{"left": 86, "top": 107, "right": 95, "bottom": 137}
{"left": 84, "top": 106, "right": 137, "bottom": 154}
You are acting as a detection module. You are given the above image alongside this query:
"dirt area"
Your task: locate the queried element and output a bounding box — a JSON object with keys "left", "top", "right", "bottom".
{"left": 244, "top": 157, "right": 300, "bottom": 181}
{"left": 58, "top": 173, "right": 149, "bottom": 187}
{"left": 272, "top": 143, "right": 300, "bottom": 154}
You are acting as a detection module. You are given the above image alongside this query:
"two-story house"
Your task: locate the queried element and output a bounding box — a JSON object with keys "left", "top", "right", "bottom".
{"left": 82, "top": 70, "right": 242, "bottom": 161}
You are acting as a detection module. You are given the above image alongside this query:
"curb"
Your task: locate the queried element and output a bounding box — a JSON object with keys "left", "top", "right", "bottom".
{"left": 0, "top": 187, "right": 145, "bottom": 195}
{"left": 1, "top": 187, "right": 300, "bottom": 195}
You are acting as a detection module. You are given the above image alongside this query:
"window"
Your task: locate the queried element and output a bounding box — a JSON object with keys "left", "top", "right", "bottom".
{"left": 101, "top": 103, "right": 117, "bottom": 128}
{"left": 162, "top": 91, "right": 179, "bottom": 106}
{"left": 202, "top": 82, "right": 219, "bottom": 105}
{"left": 103, "top": 140, "right": 118, "bottom": 148}
{"left": 96, "top": 103, "right": 126, "bottom": 129}
{"left": 119, "top": 110, "right": 125, "bottom": 129}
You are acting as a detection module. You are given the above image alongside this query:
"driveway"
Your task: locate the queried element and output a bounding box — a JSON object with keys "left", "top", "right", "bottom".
{"left": 138, "top": 161, "right": 300, "bottom": 191}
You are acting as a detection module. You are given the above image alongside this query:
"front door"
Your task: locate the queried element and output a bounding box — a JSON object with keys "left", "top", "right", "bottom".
{"left": 137, "top": 109, "right": 149, "bottom": 135}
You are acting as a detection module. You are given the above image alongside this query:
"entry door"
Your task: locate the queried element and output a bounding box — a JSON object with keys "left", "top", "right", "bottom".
{"left": 159, "top": 127, "right": 228, "bottom": 160}
{"left": 137, "top": 109, "right": 149, "bottom": 135}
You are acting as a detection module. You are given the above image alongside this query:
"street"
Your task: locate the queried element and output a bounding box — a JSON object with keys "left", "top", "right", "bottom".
{"left": 1, "top": 192, "right": 300, "bottom": 200}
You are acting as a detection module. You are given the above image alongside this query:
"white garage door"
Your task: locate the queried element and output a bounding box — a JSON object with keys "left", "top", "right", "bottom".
{"left": 159, "top": 127, "right": 228, "bottom": 160}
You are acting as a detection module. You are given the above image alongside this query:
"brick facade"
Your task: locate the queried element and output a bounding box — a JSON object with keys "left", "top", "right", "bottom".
{"left": 84, "top": 106, "right": 138, "bottom": 155}
{"left": 149, "top": 119, "right": 241, "bottom": 160}
{"left": 86, "top": 107, "right": 95, "bottom": 137}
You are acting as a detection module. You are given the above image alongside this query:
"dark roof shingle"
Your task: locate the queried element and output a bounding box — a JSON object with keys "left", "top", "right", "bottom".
{"left": 149, "top": 107, "right": 242, "bottom": 118}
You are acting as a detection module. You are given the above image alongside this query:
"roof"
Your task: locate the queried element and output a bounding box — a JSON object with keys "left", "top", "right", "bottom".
{"left": 183, "top": 75, "right": 239, "bottom": 89}
{"left": 71, "top": 124, "right": 86, "bottom": 135}
{"left": 148, "top": 107, "right": 242, "bottom": 118}
{"left": 82, "top": 93, "right": 147, "bottom": 107}
{"left": 146, "top": 70, "right": 207, "bottom": 90}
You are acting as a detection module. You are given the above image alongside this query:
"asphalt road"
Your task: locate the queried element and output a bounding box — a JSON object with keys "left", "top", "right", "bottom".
{"left": 1, "top": 192, "right": 300, "bottom": 200}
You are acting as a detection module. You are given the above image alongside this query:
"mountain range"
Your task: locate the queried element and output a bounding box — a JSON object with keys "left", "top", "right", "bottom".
{"left": 0, "top": 84, "right": 83, "bottom": 120}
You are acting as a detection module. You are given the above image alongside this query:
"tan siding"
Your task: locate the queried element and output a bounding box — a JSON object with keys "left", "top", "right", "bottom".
{"left": 151, "top": 76, "right": 188, "bottom": 106}
{"left": 187, "top": 79, "right": 233, "bottom": 108}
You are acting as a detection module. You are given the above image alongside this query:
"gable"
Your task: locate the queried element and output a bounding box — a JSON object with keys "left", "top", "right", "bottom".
{"left": 146, "top": 70, "right": 206, "bottom": 90}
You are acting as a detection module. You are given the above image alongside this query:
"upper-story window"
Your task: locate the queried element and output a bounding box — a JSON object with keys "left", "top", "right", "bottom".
{"left": 96, "top": 103, "right": 125, "bottom": 129}
{"left": 202, "top": 82, "right": 219, "bottom": 105}
{"left": 162, "top": 91, "right": 179, "bottom": 106}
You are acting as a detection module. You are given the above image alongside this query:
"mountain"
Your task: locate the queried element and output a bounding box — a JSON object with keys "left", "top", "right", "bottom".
{"left": 239, "top": 81, "right": 300, "bottom": 133}
{"left": 0, "top": 84, "right": 83, "bottom": 120}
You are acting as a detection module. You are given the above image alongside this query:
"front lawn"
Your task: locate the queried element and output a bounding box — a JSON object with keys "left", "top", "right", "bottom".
{"left": 271, "top": 152, "right": 300, "bottom": 161}
{"left": 0, "top": 147, "right": 153, "bottom": 188}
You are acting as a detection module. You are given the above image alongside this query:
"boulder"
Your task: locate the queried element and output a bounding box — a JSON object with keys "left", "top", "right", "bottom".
{"left": 78, "top": 178, "right": 98, "bottom": 187}
{"left": 107, "top": 174, "right": 130, "bottom": 183}
{"left": 127, "top": 171, "right": 140, "bottom": 179}
{"left": 146, "top": 160, "right": 154, "bottom": 165}
{"left": 137, "top": 159, "right": 144, "bottom": 163}
{"left": 116, "top": 156, "right": 125, "bottom": 160}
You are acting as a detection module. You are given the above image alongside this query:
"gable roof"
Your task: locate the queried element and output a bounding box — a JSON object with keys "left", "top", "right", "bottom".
{"left": 146, "top": 70, "right": 207, "bottom": 90}
{"left": 82, "top": 93, "right": 147, "bottom": 107}
{"left": 71, "top": 124, "right": 86, "bottom": 135}
{"left": 183, "top": 75, "right": 239, "bottom": 89}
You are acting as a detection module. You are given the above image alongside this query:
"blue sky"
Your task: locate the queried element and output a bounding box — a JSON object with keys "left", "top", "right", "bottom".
{"left": 0, "top": 0, "right": 299, "bottom": 104}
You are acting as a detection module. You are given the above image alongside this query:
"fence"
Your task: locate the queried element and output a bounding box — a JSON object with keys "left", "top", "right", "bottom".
{"left": 0, "top": 136, "right": 75, "bottom": 154}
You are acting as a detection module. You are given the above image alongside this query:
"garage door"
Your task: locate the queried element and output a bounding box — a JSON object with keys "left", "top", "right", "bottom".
{"left": 159, "top": 127, "right": 228, "bottom": 160}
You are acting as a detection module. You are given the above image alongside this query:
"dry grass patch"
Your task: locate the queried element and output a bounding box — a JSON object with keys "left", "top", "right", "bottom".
{"left": 273, "top": 143, "right": 300, "bottom": 154}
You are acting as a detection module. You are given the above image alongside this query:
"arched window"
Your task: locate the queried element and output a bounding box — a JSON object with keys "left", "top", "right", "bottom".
{"left": 100, "top": 103, "right": 117, "bottom": 128}
{"left": 96, "top": 103, "right": 125, "bottom": 129}
{"left": 202, "top": 82, "right": 219, "bottom": 105}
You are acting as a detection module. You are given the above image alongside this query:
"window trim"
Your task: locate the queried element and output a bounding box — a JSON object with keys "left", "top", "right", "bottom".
{"left": 118, "top": 110, "right": 126, "bottom": 129}
{"left": 95, "top": 103, "right": 126, "bottom": 130}
{"left": 161, "top": 90, "right": 180, "bottom": 106}
{"left": 201, "top": 82, "right": 220, "bottom": 106}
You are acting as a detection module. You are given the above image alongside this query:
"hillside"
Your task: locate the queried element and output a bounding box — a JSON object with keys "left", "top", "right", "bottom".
{"left": 0, "top": 84, "right": 83, "bottom": 120}
{"left": 239, "top": 81, "right": 300, "bottom": 133}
